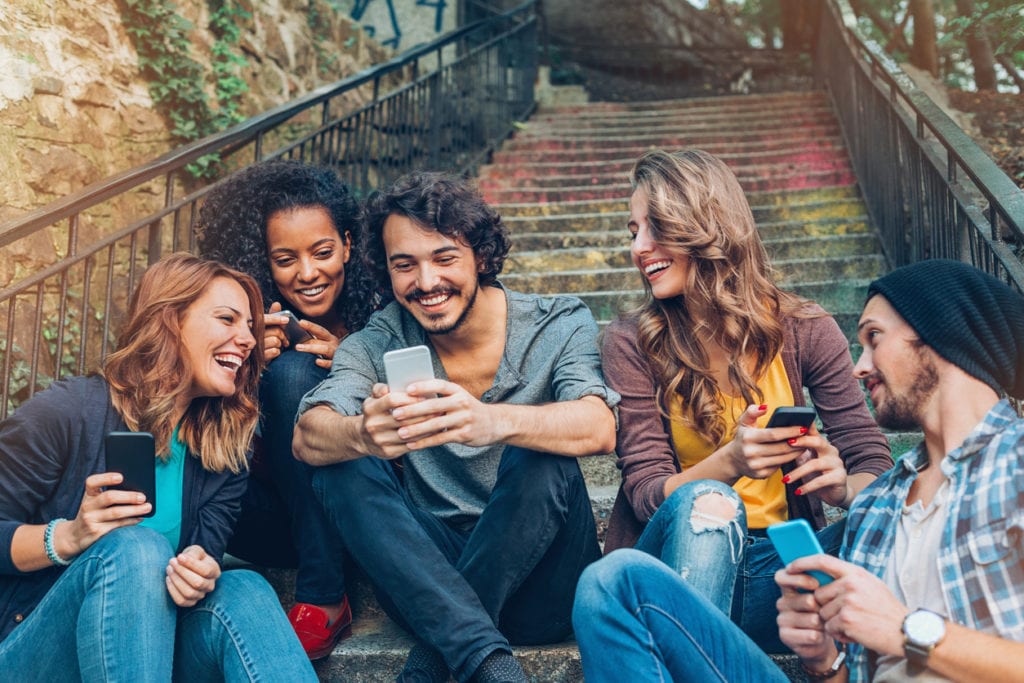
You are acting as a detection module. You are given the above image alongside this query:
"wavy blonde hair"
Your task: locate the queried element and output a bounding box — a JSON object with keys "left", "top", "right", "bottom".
{"left": 101, "top": 253, "right": 265, "bottom": 473}
{"left": 630, "top": 149, "right": 820, "bottom": 445}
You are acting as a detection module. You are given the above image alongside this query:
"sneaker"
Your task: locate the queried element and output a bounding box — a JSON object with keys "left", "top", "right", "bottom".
{"left": 287, "top": 597, "right": 353, "bottom": 661}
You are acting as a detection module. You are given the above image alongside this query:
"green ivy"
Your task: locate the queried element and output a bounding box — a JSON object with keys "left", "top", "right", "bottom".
{"left": 119, "top": 0, "right": 250, "bottom": 179}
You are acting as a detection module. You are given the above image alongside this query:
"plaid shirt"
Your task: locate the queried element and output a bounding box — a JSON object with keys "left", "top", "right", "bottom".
{"left": 841, "top": 400, "right": 1024, "bottom": 682}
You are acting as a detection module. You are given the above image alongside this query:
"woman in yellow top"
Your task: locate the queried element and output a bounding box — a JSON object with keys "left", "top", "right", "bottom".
{"left": 601, "top": 149, "right": 893, "bottom": 652}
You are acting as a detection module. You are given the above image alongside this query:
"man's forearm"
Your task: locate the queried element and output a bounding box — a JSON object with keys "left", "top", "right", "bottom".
{"left": 293, "top": 405, "right": 368, "bottom": 465}
{"left": 497, "top": 396, "right": 616, "bottom": 456}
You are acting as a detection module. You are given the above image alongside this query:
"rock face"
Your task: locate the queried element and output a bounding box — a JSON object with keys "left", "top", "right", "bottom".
{"left": 0, "top": 0, "right": 390, "bottom": 228}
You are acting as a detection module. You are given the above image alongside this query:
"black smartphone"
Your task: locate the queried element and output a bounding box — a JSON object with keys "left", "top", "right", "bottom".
{"left": 104, "top": 431, "right": 156, "bottom": 517}
{"left": 279, "top": 310, "right": 313, "bottom": 346}
{"left": 766, "top": 406, "right": 817, "bottom": 429}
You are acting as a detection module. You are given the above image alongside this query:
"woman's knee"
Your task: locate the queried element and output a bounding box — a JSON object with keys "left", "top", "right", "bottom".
{"left": 261, "top": 351, "right": 325, "bottom": 418}
{"left": 90, "top": 526, "right": 174, "bottom": 570}
{"left": 661, "top": 479, "right": 744, "bottom": 530}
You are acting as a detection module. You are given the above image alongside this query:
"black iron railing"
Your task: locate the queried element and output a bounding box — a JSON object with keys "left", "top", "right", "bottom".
{"left": 0, "top": 1, "right": 537, "bottom": 418}
{"left": 815, "top": 0, "right": 1024, "bottom": 292}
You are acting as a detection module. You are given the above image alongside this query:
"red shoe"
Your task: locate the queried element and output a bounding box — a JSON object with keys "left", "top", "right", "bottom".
{"left": 288, "top": 598, "right": 353, "bottom": 661}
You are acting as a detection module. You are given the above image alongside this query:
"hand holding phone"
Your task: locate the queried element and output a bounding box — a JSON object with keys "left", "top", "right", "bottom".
{"left": 383, "top": 345, "right": 435, "bottom": 393}
{"left": 278, "top": 310, "right": 314, "bottom": 347}
{"left": 766, "top": 406, "right": 817, "bottom": 429}
{"left": 767, "top": 518, "right": 833, "bottom": 587}
{"left": 104, "top": 431, "right": 156, "bottom": 517}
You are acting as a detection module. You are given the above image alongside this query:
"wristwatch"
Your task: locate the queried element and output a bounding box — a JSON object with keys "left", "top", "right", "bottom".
{"left": 902, "top": 608, "right": 946, "bottom": 675}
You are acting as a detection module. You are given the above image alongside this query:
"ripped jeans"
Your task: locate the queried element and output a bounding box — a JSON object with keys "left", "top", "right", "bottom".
{"left": 634, "top": 479, "right": 845, "bottom": 653}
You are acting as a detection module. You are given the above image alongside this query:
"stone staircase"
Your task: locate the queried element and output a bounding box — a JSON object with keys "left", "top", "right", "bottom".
{"left": 277, "top": 90, "right": 920, "bottom": 682}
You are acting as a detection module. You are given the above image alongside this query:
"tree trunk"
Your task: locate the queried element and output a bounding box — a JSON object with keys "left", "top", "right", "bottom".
{"left": 909, "top": 0, "right": 939, "bottom": 76}
{"left": 779, "top": 0, "right": 819, "bottom": 53}
{"left": 954, "top": 0, "right": 998, "bottom": 90}
{"left": 849, "top": 0, "right": 912, "bottom": 54}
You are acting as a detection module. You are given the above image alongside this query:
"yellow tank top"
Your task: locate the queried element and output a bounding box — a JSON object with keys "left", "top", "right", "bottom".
{"left": 669, "top": 353, "right": 794, "bottom": 529}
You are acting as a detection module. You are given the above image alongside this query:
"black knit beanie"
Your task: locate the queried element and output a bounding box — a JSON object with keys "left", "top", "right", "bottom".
{"left": 867, "top": 259, "right": 1024, "bottom": 399}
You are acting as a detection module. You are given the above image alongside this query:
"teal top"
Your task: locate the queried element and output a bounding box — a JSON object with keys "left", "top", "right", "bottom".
{"left": 139, "top": 425, "right": 185, "bottom": 550}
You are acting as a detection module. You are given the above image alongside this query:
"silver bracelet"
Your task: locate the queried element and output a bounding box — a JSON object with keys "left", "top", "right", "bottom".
{"left": 44, "top": 518, "right": 72, "bottom": 566}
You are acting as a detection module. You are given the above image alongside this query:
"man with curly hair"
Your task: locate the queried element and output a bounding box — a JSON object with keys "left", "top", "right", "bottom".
{"left": 294, "top": 172, "right": 619, "bottom": 683}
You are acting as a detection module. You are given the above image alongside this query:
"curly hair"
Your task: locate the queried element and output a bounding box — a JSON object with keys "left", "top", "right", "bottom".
{"left": 630, "top": 149, "right": 821, "bottom": 446}
{"left": 194, "top": 159, "right": 376, "bottom": 333}
{"left": 102, "top": 253, "right": 265, "bottom": 474}
{"left": 363, "top": 171, "right": 510, "bottom": 288}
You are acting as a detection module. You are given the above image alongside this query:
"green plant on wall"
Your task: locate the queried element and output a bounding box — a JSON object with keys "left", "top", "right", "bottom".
{"left": 119, "top": 0, "right": 250, "bottom": 178}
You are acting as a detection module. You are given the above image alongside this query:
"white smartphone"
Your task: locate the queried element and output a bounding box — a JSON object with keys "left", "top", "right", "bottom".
{"left": 383, "top": 345, "right": 435, "bottom": 393}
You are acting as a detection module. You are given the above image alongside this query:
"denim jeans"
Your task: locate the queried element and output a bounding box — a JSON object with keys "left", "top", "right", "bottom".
{"left": 229, "top": 349, "right": 347, "bottom": 605}
{"left": 635, "top": 479, "right": 845, "bottom": 653}
{"left": 0, "top": 526, "right": 316, "bottom": 682}
{"left": 573, "top": 549, "right": 790, "bottom": 683}
{"left": 312, "top": 446, "right": 601, "bottom": 683}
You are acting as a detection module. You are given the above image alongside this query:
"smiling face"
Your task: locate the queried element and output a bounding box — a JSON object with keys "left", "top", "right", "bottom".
{"left": 629, "top": 186, "right": 690, "bottom": 300}
{"left": 180, "top": 276, "right": 257, "bottom": 402}
{"left": 383, "top": 213, "right": 481, "bottom": 335}
{"left": 854, "top": 295, "right": 939, "bottom": 430}
{"left": 266, "top": 206, "right": 351, "bottom": 329}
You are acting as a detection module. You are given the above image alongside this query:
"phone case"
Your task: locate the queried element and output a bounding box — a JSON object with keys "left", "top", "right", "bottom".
{"left": 279, "top": 310, "right": 313, "bottom": 346}
{"left": 766, "top": 406, "right": 817, "bottom": 428}
{"left": 104, "top": 431, "right": 157, "bottom": 517}
{"left": 766, "top": 519, "right": 833, "bottom": 586}
{"left": 383, "top": 345, "right": 435, "bottom": 392}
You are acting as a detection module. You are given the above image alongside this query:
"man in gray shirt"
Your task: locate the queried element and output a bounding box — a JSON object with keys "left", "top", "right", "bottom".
{"left": 294, "top": 172, "right": 619, "bottom": 683}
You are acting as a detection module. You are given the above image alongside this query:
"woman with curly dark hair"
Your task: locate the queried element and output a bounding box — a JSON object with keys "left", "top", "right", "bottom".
{"left": 195, "top": 159, "right": 377, "bottom": 660}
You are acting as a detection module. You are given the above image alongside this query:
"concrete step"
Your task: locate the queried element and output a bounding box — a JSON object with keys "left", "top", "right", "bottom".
{"left": 479, "top": 155, "right": 853, "bottom": 190}
{"left": 483, "top": 169, "right": 856, "bottom": 204}
{"left": 514, "top": 110, "right": 841, "bottom": 139}
{"left": 500, "top": 255, "right": 887, "bottom": 297}
{"left": 535, "top": 90, "right": 828, "bottom": 118}
{"left": 479, "top": 144, "right": 851, "bottom": 179}
{"left": 491, "top": 129, "right": 843, "bottom": 160}
{"left": 505, "top": 234, "right": 882, "bottom": 274}
{"left": 496, "top": 185, "right": 861, "bottom": 219}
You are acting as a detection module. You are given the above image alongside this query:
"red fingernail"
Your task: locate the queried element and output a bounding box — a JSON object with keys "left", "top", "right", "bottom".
{"left": 759, "top": 404, "right": 767, "bottom": 411}
{"left": 795, "top": 488, "right": 803, "bottom": 495}
{"left": 799, "top": 427, "right": 808, "bottom": 434}
{"left": 787, "top": 438, "right": 798, "bottom": 446}
{"left": 782, "top": 475, "right": 791, "bottom": 484}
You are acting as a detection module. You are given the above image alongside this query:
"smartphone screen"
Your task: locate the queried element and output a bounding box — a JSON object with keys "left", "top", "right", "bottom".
{"left": 766, "top": 519, "right": 833, "bottom": 586}
{"left": 104, "top": 431, "right": 156, "bottom": 517}
{"left": 383, "top": 345, "right": 435, "bottom": 393}
{"left": 766, "top": 406, "right": 817, "bottom": 429}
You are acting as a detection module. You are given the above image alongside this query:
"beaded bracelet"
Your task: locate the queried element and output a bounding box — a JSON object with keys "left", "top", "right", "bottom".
{"left": 44, "top": 518, "right": 71, "bottom": 567}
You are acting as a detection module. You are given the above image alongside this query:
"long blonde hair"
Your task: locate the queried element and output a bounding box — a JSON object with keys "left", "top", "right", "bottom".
{"left": 630, "top": 149, "right": 818, "bottom": 445}
{"left": 101, "top": 253, "right": 265, "bottom": 473}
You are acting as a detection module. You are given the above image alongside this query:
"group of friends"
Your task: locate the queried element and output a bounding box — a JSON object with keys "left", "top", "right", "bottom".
{"left": 0, "top": 148, "right": 1021, "bottom": 683}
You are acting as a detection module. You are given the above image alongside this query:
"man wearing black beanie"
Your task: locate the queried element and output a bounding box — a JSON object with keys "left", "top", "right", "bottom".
{"left": 772, "top": 258, "right": 1024, "bottom": 681}
{"left": 567, "top": 259, "right": 1024, "bottom": 683}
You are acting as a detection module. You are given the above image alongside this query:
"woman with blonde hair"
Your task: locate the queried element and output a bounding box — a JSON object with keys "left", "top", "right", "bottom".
{"left": 599, "top": 149, "right": 892, "bottom": 651}
{"left": 0, "top": 253, "right": 315, "bottom": 680}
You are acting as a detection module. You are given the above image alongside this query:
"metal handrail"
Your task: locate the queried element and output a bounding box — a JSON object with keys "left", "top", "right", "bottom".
{"left": 0, "top": 1, "right": 537, "bottom": 417}
{"left": 816, "top": 0, "right": 1024, "bottom": 291}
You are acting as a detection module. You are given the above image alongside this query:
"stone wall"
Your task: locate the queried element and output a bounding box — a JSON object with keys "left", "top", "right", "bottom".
{"left": 0, "top": 0, "right": 392, "bottom": 286}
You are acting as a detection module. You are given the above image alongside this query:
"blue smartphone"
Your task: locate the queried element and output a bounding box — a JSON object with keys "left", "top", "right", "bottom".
{"left": 767, "top": 519, "right": 833, "bottom": 587}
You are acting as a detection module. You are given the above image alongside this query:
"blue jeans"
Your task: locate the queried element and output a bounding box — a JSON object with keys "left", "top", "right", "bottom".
{"left": 0, "top": 526, "right": 316, "bottom": 681}
{"left": 312, "top": 447, "right": 601, "bottom": 683}
{"left": 635, "top": 480, "right": 845, "bottom": 653}
{"left": 229, "top": 349, "right": 347, "bottom": 605}
{"left": 573, "top": 549, "right": 790, "bottom": 683}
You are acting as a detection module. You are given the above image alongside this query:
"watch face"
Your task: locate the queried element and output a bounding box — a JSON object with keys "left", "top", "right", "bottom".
{"left": 905, "top": 610, "right": 945, "bottom": 645}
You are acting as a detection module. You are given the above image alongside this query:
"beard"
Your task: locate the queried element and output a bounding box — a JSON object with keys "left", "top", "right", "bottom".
{"left": 873, "top": 346, "right": 939, "bottom": 431}
{"left": 407, "top": 280, "right": 479, "bottom": 335}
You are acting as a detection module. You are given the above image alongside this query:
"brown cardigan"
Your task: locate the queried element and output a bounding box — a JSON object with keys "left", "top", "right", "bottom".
{"left": 602, "top": 307, "right": 893, "bottom": 553}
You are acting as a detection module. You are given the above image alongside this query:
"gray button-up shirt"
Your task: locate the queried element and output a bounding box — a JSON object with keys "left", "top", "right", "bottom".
{"left": 297, "top": 284, "right": 619, "bottom": 530}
